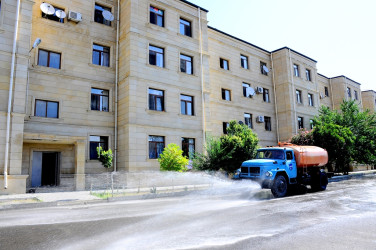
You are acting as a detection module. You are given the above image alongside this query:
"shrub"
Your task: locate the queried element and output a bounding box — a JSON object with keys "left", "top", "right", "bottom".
{"left": 290, "top": 128, "right": 314, "bottom": 145}
{"left": 193, "top": 120, "right": 259, "bottom": 173}
{"left": 96, "top": 146, "right": 113, "bottom": 168}
{"left": 158, "top": 143, "right": 189, "bottom": 172}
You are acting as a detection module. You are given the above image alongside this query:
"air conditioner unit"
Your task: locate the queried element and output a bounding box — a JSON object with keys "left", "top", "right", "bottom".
{"left": 68, "top": 11, "right": 82, "bottom": 22}
{"left": 256, "top": 87, "right": 263, "bottom": 94}
{"left": 256, "top": 116, "right": 264, "bottom": 123}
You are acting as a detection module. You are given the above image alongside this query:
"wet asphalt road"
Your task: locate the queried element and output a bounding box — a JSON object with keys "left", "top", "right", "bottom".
{"left": 0, "top": 175, "right": 376, "bottom": 250}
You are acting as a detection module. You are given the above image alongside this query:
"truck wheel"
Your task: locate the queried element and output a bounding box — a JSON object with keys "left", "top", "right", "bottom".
{"left": 311, "top": 171, "right": 328, "bottom": 192}
{"left": 271, "top": 175, "right": 288, "bottom": 198}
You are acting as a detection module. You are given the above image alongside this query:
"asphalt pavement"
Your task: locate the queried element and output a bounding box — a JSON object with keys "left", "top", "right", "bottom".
{"left": 0, "top": 170, "right": 375, "bottom": 211}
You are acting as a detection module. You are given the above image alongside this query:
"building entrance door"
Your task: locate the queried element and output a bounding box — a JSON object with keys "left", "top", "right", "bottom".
{"left": 31, "top": 152, "right": 60, "bottom": 187}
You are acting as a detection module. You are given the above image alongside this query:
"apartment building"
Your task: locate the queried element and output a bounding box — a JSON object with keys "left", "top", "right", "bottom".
{"left": 0, "top": 0, "right": 373, "bottom": 194}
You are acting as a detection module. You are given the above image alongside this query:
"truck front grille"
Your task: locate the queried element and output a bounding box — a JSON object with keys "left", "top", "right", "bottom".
{"left": 241, "top": 167, "right": 260, "bottom": 175}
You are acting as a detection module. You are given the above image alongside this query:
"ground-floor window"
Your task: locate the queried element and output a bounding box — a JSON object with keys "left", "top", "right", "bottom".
{"left": 90, "top": 136, "right": 108, "bottom": 160}
{"left": 182, "top": 138, "right": 195, "bottom": 158}
{"left": 149, "top": 135, "right": 165, "bottom": 159}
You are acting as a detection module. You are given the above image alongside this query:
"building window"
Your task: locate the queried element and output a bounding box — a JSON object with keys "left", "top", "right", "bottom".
{"left": 182, "top": 138, "right": 195, "bottom": 158}
{"left": 305, "top": 69, "right": 311, "bottom": 81}
{"left": 240, "top": 55, "right": 248, "bottom": 69}
{"left": 92, "top": 44, "right": 110, "bottom": 67}
{"left": 38, "top": 49, "right": 61, "bottom": 69}
{"left": 94, "top": 3, "right": 112, "bottom": 26}
{"left": 180, "top": 54, "right": 193, "bottom": 75}
{"left": 42, "top": 5, "right": 64, "bottom": 23}
{"left": 220, "top": 58, "right": 229, "bottom": 70}
{"left": 354, "top": 90, "right": 358, "bottom": 100}
{"left": 150, "top": 6, "right": 164, "bottom": 27}
{"left": 35, "top": 100, "right": 59, "bottom": 118}
{"left": 260, "top": 62, "right": 268, "bottom": 75}
{"left": 308, "top": 93, "right": 314, "bottom": 106}
{"left": 243, "top": 83, "right": 252, "bottom": 98}
{"left": 91, "top": 88, "right": 109, "bottom": 112}
{"left": 264, "top": 116, "right": 271, "bottom": 131}
{"left": 148, "top": 88, "right": 164, "bottom": 111}
{"left": 347, "top": 87, "right": 351, "bottom": 98}
{"left": 296, "top": 90, "right": 302, "bottom": 104}
{"left": 293, "top": 64, "right": 299, "bottom": 77}
{"left": 181, "top": 95, "right": 194, "bottom": 116}
{"left": 263, "top": 88, "right": 270, "bottom": 103}
{"left": 149, "top": 136, "right": 165, "bottom": 159}
{"left": 222, "top": 89, "right": 231, "bottom": 101}
{"left": 223, "top": 122, "right": 229, "bottom": 134}
{"left": 180, "top": 18, "right": 192, "bottom": 37}
{"left": 149, "top": 45, "right": 164, "bottom": 67}
{"left": 325, "top": 86, "right": 329, "bottom": 97}
{"left": 298, "top": 117, "right": 304, "bottom": 129}
{"left": 310, "top": 119, "right": 314, "bottom": 129}
{"left": 244, "top": 113, "right": 253, "bottom": 129}
{"left": 90, "top": 136, "right": 108, "bottom": 160}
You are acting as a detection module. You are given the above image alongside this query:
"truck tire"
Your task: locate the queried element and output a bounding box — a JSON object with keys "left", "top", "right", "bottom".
{"left": 311, "top": 171, "right": 328, "bottom": 192}
{"left": 271, "top": 175, "right": 288, "bottom": 198}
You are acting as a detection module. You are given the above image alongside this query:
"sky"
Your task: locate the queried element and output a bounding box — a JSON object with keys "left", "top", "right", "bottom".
{"left": 188, "top": 0, "right": 376, "bottom": 91}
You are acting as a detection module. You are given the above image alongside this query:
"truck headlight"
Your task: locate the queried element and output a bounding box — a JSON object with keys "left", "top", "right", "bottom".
{"left": 265, "top": 171, "right": 273, "bottom": 177}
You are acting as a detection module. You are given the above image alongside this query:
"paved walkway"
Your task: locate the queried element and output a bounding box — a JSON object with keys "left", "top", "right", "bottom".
{"left": 0, "top": 170, "right": 375, "bottom": 210}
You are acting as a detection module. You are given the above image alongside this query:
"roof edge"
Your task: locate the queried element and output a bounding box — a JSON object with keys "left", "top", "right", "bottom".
{"left": 272, "top": 47, "right": 317, "bottom": 63}
{"left": 331, "top": 75, "right": 361, "bottom": 85}
{"left": 318, "top": 73, "right": 330, "bottom": 79}
{"left": 208, "top": 26, "right": 270, "bottom": 54}
{"left": 362, "top": 90, "right": 376, "bottom": 93}
{"left": 179, "top": 0, "right": 208, "bottom": 12}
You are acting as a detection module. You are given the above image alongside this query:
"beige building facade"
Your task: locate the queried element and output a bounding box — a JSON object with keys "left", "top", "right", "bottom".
{"left": 0, "top": 0, "right": 374, "bottom": 194}
{"left": 362, "top": 90, "right": 376, "bottom": 112}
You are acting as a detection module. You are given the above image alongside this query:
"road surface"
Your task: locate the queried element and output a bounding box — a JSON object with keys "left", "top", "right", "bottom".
{"left": 1, "top": 175, "right": 376, "bottom": 249}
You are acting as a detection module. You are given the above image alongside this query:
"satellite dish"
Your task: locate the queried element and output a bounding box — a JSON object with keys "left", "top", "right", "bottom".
{"left": 102, "top": 10, "right": 114, "bottom": 21}
{"left": 247, "top": 87, "right": 256, "bottom": 97}
{"left": 263, "top": 65, "right": 270, "bottom": 73}
{"left": 55, "top": 10, "right": 66, "bottom": 19}
{"left": 40, "top": 3, "right": 55, "bottom": 15}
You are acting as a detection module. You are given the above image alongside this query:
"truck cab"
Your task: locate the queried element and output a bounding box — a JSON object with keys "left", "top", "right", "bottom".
{"left": 240, "top": 148, "right": 296, "bottom": 191}
{"left": 238, "top": 146, "right": 328, "bottom": 198}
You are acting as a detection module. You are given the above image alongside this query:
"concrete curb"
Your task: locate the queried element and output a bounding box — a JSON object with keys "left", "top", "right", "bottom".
{"left": 329, "top": 170, "right": 376, "bottom": 183}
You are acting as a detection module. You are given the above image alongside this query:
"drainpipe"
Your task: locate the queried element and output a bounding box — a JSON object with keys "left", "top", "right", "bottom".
{"left": 4, "top": 0, "right": 21, "bottom": 189}
{"left": 329, "top": 78, "right": 334, "bottom": 110}
{"left": 198, "top": 8, "right": 206, "bottom": 147}
{"left": 288, "top": 49, "right": 298, "bottom": 135}
{"left": 270, "top": 52, "right": 280, "bottom": 143}
{"left": 114, "top": 0, "right": 120, "bottom": 172}
{"left": 25, "top": 38, "right": 42, "bottom": 114}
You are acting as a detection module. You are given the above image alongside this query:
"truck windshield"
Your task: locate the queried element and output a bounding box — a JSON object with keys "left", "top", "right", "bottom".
{"left": 256, "top": 150, "right": 285, "bottom": 160}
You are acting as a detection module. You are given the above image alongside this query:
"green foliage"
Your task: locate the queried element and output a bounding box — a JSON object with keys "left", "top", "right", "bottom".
{"left": 310, "top": 100, "right": 376, "bottom": 173}
{"left": 96, "top": 146, "right": 113, "bottom": 168}
{"left": 158, "top": 143, "right": 189, "bottom": 172}
{"left": 290, "top": 128, "right": 314, "bottom": 145}
{"left": 193, "top": 120, "right": 259, "bottom": 173}
{"left": 312, "top": 122, "right": 354, "bottom": 174}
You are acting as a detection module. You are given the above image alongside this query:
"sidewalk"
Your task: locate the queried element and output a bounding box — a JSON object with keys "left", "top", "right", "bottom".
{"left": 1, "top": 170, "right": 375, "bottom": 211}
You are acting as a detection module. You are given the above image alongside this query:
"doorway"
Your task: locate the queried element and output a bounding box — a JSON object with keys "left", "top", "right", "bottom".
{"left": 31, "top": 152, "right": 60, "bottom": 187}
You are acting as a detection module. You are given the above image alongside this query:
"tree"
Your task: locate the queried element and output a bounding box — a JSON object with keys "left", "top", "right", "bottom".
{"left": 314, "top": 101, "right": 376, "bottom": 168}
{"left": 158, "top": 143, "right": 189, "bottom": 172}
{"left": 312, "top": 122, "right": 354, "bottom": 174}
{"left": 193, "top": 120, "right": 259, "bottom": 173}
